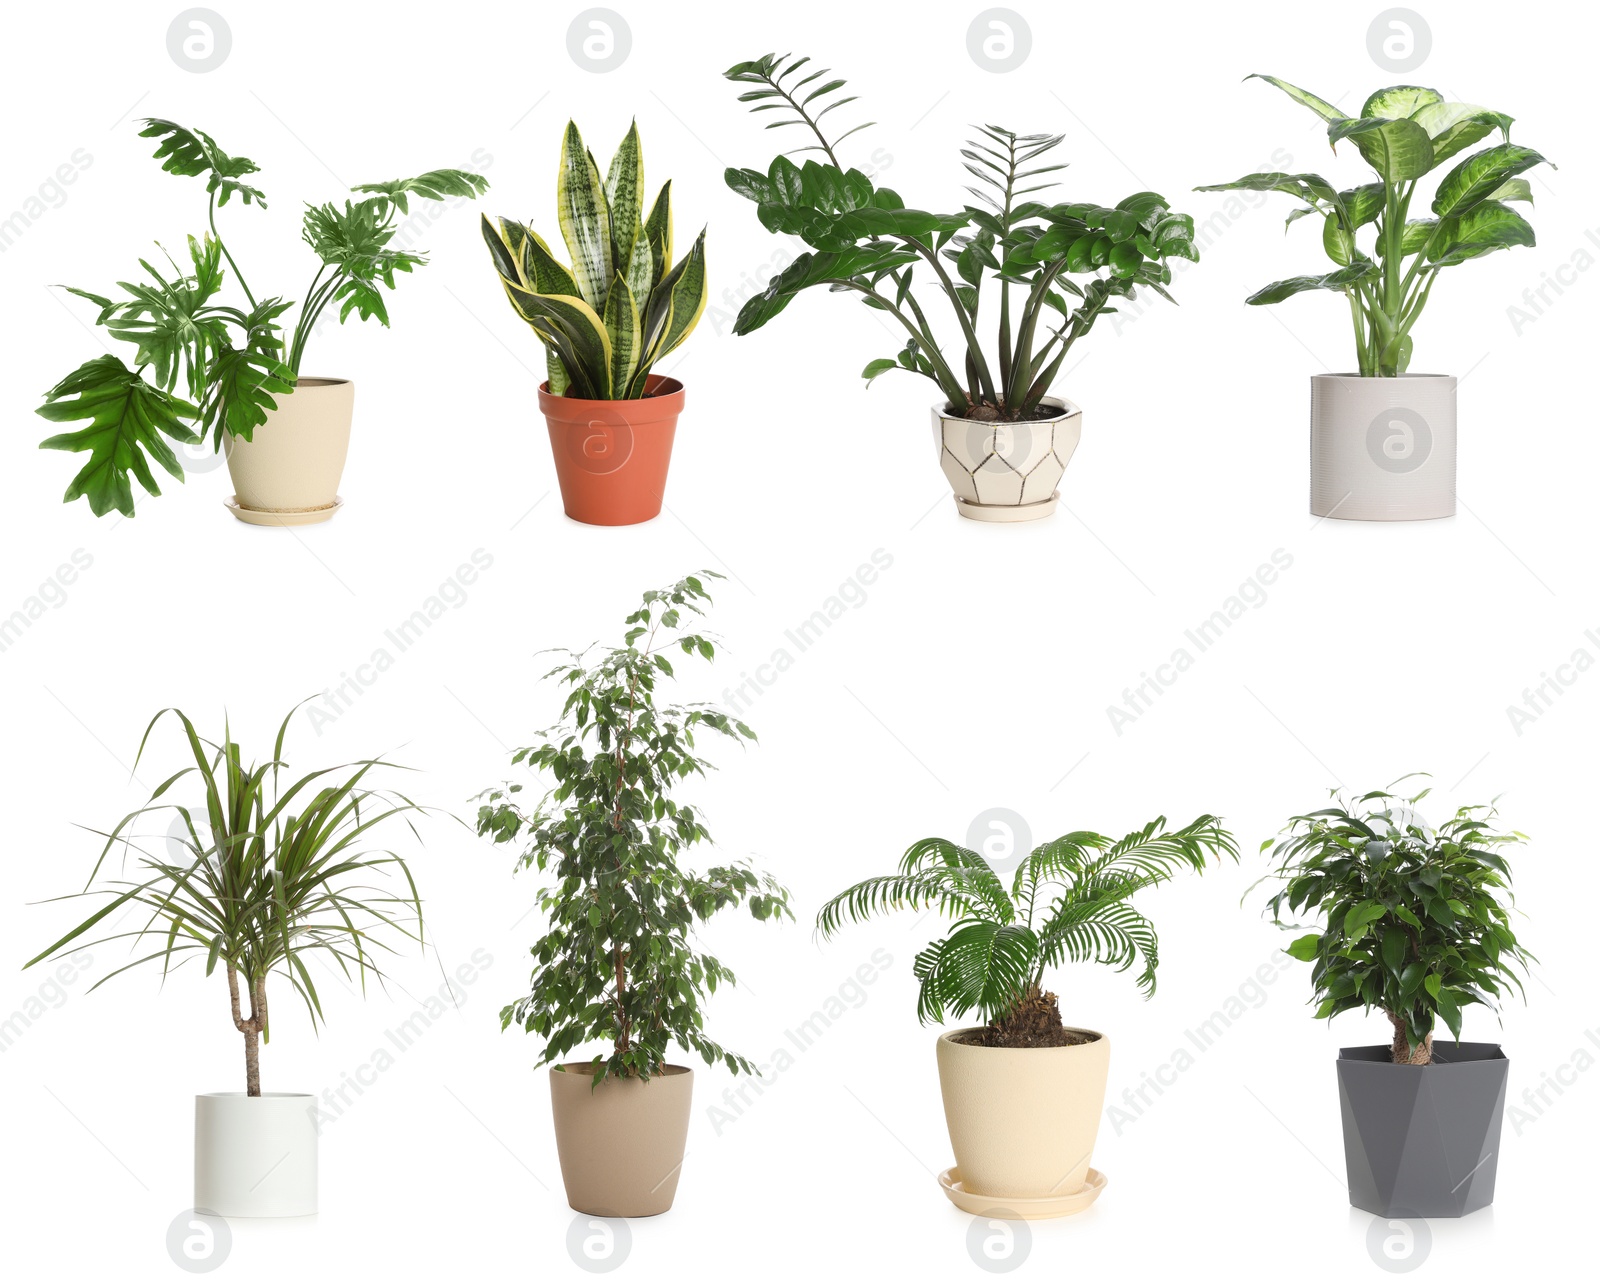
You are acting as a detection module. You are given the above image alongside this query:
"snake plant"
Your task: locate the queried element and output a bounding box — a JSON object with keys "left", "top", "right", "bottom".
{"left": 35, "top": 118, "right": 487, "bottom": 517}
{"left": 722, "top": 53, "right": 1200, "bottom": 421}
{"left": 1199, "top": 78, "right": 1551, "bottom": 376}
{"left": 482, "top": 121, "right": 708, "bottom": 400}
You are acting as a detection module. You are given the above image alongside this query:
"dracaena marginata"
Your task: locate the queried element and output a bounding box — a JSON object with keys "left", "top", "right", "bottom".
{"left": 36, "top": 119, "right": 487, "bottom": 517}
{"left": 1199, "top": 77, "right": 1552, "bottom": 377}
{"left": 721, "top": 53, "right": 1201, "bottom": 422}
{"left": 1257, "top": 777, "right": 1533, "bottom": 1065}
{"left": 24, "top": 705, "right": 430, "bottom": 1096}
{"left": 481, "top": 121, "right": 708, "bottom": 400}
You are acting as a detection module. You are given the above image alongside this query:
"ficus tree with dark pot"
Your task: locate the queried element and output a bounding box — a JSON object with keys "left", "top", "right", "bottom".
{"left": 722, "top": 53, "right": 1200, "bottom": 421}
{"left": 36, "top": 118, "right": 487, "bottom": 516}
{"left": 476, "top": 573, "right": 791, "bottom": 1083}
{"left": 1259, "top": 780, "right": 1532, "bottom": 1065}
{"left": 817, "top": 816, "right": 1238, "bottom": 1046}
{"left": 24, "top": 706, "right": 428, "bottom": 1095}
{"left": 1199, "top": 77, "right": 1551, "bottom": 377}
{"left": 481, "top": 120, "right": 708, "bottom": 400}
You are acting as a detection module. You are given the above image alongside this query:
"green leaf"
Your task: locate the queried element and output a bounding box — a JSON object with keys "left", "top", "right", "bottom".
{"left": 1246, "top": 74, "right": 1348, "bottom": 122}
{"left": 604, "top": 121, "right": 645, "bottom": 278}
{"left": 37, "top": 355, "right": 199, "bottom": 517}
{"left": 1286, "top": 933, "right": 1320, "bottom": 962}
{"left": 138, "top": 118, "right": 266, "bottom": 207}
{"left": 1410, "top": 102, "right": 1514, "bottom": 167}
{"left": 350, "top": 168, "right": 487, "bottom": 216}
{"left": 1245, "top": 261, "right": 1376, "bottom": 305}
{"left": 1361, "top": 85, "right": 1443, "bottom": 120}
{"left": 1433, "top": 144, "right": 1550, "bottom": 218}
{"left": 862, "top": 357, "right": 899, "bottom": 385}
{"left": 602, "top": 273, "right": 641, "bottom": 395}
{"left": 1328, "top": 117, "right": 1434, "bottom": 181}
{"left": 1429, "top": 200, "right": 1536, "bottom": 266}
{"left": 556, "top": 121, "right": 612, "bottom": 311}
{"left": 499, "top": 282, "right": 613, "bottom": 399}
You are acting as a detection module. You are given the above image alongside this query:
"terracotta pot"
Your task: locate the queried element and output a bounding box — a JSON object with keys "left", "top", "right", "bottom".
{"left": 932, "top": 396, "right": 1082, "bottom": 522}
{"left": 225, "top": 377, "right": 353, "bottom": 525}
{"left": 549, "top": 1064, "right": 693, "bottom": 1216}
{"left": 1309, "top": 373, "right": 1456, "bottom": 521}
{"left": 538, "top": 376, "right": 683, "bottom": 526}
{"left": 193, "top": 1091, "right": 317, "bottom": 1217}
{"left": 936, "top": 1027, "right": 1108, "bottom": 1202}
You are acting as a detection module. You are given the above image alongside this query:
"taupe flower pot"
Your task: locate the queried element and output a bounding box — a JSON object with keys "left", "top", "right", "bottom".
{"left": 932, "top": 397, "right": 1082, "bottom": 522}
{"left": 225, "top": 377, "right": 353, "bottom": 525}
{"left": 549, "top": 1064, "right": 693, "bottom": 1217}
{"left": 1309, "top": 373, "right": 1456, "bottom": 521}
{"left": 935, "top": 1027, "right": 1108, "bottom": 1216}
{"left": 1336, "top": 1042, "right": 1508, "bottom": 1218}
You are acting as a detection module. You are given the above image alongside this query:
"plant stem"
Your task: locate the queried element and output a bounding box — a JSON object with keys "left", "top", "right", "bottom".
{"left": 901, "top": 235, "right": 997, "bottom": 407}
{"left": 228, "top": 964, "right": 264, "bottom": 1096}
{"left": 209, "top": 191, "right": 258, "bottom": 312}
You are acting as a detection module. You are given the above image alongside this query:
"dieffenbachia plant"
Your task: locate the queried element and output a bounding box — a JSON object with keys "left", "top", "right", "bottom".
{"left": 481, "top": 121, "right": 708, "bottom": 400}
{"left": 36, "top": 118, "right": 487, "bottom": 517}
{"left": 1199, "top": 77, "right": 1551, "bottom": 377}
{"left": 1259, "top": 779, "right": 1533, "bottom": 1065}
{"left": 722, "top": 53, "right": 1200, "bottom": 422}
{"left": 816, "top": 816, "right": 1238, "bottom": 1047}
{"left": 24, "top": 705, "right": 429, "bottom": 1096}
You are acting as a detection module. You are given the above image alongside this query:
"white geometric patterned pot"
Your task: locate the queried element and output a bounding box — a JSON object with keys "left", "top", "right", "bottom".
{"left": 932, "top": 396, "right": 1082, "bottom": 522}
{"left": 1309, "top": 373, "right": 1456, "bottom": 521}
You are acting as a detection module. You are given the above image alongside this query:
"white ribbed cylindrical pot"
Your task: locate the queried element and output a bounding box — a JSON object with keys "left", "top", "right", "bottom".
{"left": 932, "top": 397, "right": 1082, "bottom": 522}
{"left": 194, "top": 1092, "right": 318, "bottom": 1217}
{"left": 225, "top": 377, "right": 353, "bottom": 524}
{"left": 936, "top": 1028, "right": 1108, "bottom": 1199}
{"left": 1309, "top": 373, "right": 1455, "bottom": 520}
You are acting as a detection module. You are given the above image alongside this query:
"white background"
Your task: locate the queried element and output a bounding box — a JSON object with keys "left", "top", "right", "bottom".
{"left": 1, "top": 0, "right": 1594, "bottom": 1277}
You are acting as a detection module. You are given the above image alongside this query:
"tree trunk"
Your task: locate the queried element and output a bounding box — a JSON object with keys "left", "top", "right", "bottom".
{"left": 1388, "top": 1011, "right": 1433, "bottom": 1065}
{"left": 228, "top": 965, "right": 265, "bottom": 1096}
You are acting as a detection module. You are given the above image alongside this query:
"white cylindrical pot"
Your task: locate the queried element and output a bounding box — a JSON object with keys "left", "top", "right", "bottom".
{"left": 936, "top": 1028, "right": 1108, "bottom": 1200}
{"left": 225, "top": 377, "right": 353, "bottom": 524}
{"left": 1309, "top": 373, "right": 1455, "bottom": 520}
{"left": 932, "top": 397, "right": 1082, "bottom": 522}
{"left": 194, "top": 1092, "right": 318, "bottom": 1217}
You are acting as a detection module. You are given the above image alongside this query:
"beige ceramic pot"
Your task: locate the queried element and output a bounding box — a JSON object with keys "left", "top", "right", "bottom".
{"left": 936, "top": 1028, "right": 1109, "bottom": 1202}
{"left": 932, "top": 396, "right": 1082, "bottom": 522}
{"left": 549, "top": 1064, "right": 693, "bottom": 1217}
{"left": 225, "top": 377, "right": 353, "bottom": 525}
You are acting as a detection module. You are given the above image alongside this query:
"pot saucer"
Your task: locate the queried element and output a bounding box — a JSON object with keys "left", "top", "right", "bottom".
{"left": 225, "top": 497, "right": 343, "bottom": 526}
{"left": 937, "top": 1167, "right": 1106, "bottom": 1219}
{"left": 953, "top": 492, "right": 1058, "bottom": 523}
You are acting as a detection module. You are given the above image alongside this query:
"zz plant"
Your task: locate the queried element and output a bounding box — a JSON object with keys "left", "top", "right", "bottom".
{"left": 24, "top": 706, "right": 428, "bottom": 1095}
{"left": 476, "top": 573, "right": 790, "bottom": 1083}
{"left": 481, "top": 121, "right": 708, "bottom": 399}
{"left": 817, "top": 816, "right": 1237, "bottom": 1046}
{"left": 37, "top": 119, "right": 487, "bottom": 517}
{"left": 723, "top": 53, "right": 1200, "bottom": 421}
{"left": 1200, "top": 77, "right": 1550, "bottom": 376}
{"left": 1260, "top": 780, "right": 1532, "bottom": 1065}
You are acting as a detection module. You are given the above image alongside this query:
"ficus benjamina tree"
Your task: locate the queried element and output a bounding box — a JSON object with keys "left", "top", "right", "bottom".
{"left": 1258, "top": 779, "right": 1533, "bottom": 1066}
{"left": 816, "top": 816, "right": 1237, "bottom": 1047}
{"left": 475, "top": 573, "right": 791, "bottom": 1084}
{"left": 1199, "top": 77, "right": 1551, "bottom": 377}
{"left": 481, "top": 120, "right": 708, "bottom": 400}
{"left": 722, "top": 53, "right": 1199, "bottom": 422}
{"left": 36, "top": 119, "right": 487, "bottom": 517}
{"left": 23, "top": 705, "right": 429, "bottom": 1096}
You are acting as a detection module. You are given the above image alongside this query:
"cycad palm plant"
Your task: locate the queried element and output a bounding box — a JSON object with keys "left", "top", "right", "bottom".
{"left": 817, "top": 816, "right": 1238, "bottom": 1045}
{"left": 24, "top": 706, "right": 427, "bottom": 1095}
{"left": 482, "top": 120, "right": 708, "bottom": 399}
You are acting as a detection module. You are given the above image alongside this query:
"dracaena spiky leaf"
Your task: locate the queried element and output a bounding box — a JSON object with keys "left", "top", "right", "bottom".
{"left": 483, "top": 122, "right": 709, "bottom": 400}
{"left": 1199, "top": 76, "right": 1551, "bottom": 376}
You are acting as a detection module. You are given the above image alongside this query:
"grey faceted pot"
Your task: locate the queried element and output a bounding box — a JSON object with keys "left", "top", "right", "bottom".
{"left": 1336, "top": 1042, "right": 1508, "bottom": 1218}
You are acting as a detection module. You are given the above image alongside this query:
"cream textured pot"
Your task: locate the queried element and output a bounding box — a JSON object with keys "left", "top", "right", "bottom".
{"left": 936, "top": 1028, "right": 1109, "bottom": 1201}
{"left": 225, "top": 377, "right": 354, "bottom": 524}
{"left": 549, "top": 1064, "right": 693, "bottom": 1217}
{"left": 193, "top": 1092, "right": 317, "bottom": 1217}
{"left": 1309, "top": 373, "right": 1456, "bottom": 521}
{"left": 932, "top": 396, "right": 1082, "bottom": 522}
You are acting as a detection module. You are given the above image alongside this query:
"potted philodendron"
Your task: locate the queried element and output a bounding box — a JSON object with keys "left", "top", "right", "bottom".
{"left": 37, "top": 118, "right": 486, "bottom": 524}
{"left": 1261, "top": 780, "right": 1532, "bottom": 1217}
{"left": 481, "top": 122, "right": 708, "bottom": 526}
{"left": 817, "top": 815, "right": 1237, "bottom": 1218}
{"left": 475, "top": 573, "right": 790, "bottom": 1216}
{"left": 1200, "top": 77, "right": 1551, "bottom": 521}
{"left": 722, "top": 53, "right": 1200, "bottom": 522}
{"left": 24, "top": 706, "right": 428, "bottom": 1217}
